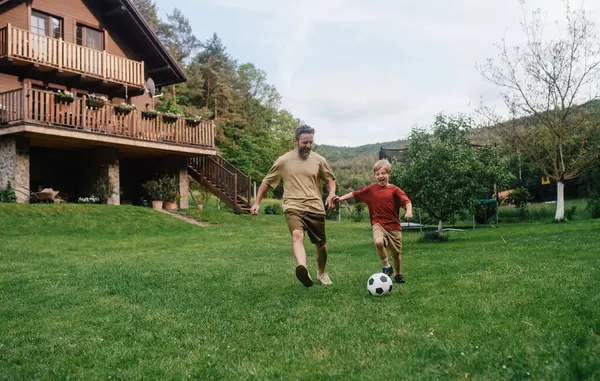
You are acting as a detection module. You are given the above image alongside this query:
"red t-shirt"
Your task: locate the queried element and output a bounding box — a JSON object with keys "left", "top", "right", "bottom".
{"left": 352, "top": 184, "right": 411, "bottom": 230}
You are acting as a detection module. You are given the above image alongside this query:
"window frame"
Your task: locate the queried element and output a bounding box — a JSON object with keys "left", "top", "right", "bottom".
{"left": 75, "top": 22, "right": 105, "bottom": 51}
{"left": 30, "top": 9, "right": 63, "bottom": 39}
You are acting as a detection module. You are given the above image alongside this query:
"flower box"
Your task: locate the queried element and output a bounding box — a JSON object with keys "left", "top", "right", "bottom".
{"left": 142, "top": 110, "right": 158, "bottom": 120}
{"left": 185, "top": 116, "right": 202, "bottom": 126}
{"left": 86, "top": 94, "right": 107, "bottom": 109}
{"left": 114, "top": 103, "right": 136, "bottom": 115}
{"left": 162, "top": 112, "right": 181, "bottom": 123}
{"left": 55, "top": 90, "right": 75, "bottom": 104}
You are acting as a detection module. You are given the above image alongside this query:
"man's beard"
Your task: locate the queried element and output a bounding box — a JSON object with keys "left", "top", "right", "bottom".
{"left": 299, "top": 148, "right": 311, "bottom": 159}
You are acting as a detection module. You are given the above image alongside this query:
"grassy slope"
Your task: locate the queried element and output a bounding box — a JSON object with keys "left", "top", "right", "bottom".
{"left": 1, "top": 204, "right": 599, "bottom": 380}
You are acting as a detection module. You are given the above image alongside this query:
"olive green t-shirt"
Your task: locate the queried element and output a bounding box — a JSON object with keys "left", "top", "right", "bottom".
{"left": 262, "top": 150, "right": 336, "bottom": 215}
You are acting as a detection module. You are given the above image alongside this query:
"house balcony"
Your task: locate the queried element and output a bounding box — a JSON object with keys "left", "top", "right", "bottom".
{"left": 0, "top": 86, "right": 216, "bottom": 156}
{"left": 0, "top": 24, "right": 144, "bottom": 89}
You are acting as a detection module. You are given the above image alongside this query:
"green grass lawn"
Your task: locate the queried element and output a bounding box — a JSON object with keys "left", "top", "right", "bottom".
{"left": 1, "top": 204, "right": 599, "bottom": 380}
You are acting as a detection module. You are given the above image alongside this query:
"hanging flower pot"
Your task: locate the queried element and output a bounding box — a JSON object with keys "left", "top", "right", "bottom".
{"left": 185, "top": 116, "right": 202, "bottom": 126}
{"left": 86, "top": 94, "right": 107, "bottom": 109}
{"left": 114, "top": 102, "right": 136, "bottom": 115}
{"left": 142, "top": 110, "right": 158, "bottom": 120}
{"left": 54, "top": 90, "right": 75, "bottom": 104}
{"left": 162, "top": 112, "right": 181, "bottom": 123}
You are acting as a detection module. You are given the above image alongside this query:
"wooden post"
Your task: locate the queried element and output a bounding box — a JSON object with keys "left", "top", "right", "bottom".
{"left": 58, "top": 37, "right": 63, "bottom": 69}
{"left": 6, "top": 23, "right": 12, "bottom": 56}
{"left": 82, "top": 95, "right": 87, "bottom": 130}
{"left": 247, "top": 175, "right": 252, "bottom": 203}
{"left": 140, "top": 61, "right": 144, "bottom": 88}
{"left": 234, "top": 173, "right": 238, "bottom": 210}
{"left": 102, "top": 50, "right": 106, "bottom": 79}
{"left": 21, "top": 79, "right": 28, "bottom": 121}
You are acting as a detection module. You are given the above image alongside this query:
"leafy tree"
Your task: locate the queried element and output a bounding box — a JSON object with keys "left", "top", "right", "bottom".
{"left": 159, "top": 8, "right": 201, "bottom": 64}
{"left": 391, "top": 114, "right": 513, "bottom": 233}
{"left": 478, "top": 1, "right": 600, "bottom": 221}
{"left": 131, "top": 0, "right": 161, "bottom": 31}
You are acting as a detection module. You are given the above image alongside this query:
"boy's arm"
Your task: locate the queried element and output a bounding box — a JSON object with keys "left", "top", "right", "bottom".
{"left": 404, "top": 202, "right": 413, "bottom": 220}
{"left": 334, "top": 191, "right": 355, "bottom": 203}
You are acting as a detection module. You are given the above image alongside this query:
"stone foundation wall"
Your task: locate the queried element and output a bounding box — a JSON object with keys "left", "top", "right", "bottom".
{"left": 0, "top": 136, "right": 30, "bottom": 203}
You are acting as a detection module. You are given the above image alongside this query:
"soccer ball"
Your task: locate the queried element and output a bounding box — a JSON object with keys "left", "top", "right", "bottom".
{"left": 367, "top": 272, "right": 393, "bottom": 296}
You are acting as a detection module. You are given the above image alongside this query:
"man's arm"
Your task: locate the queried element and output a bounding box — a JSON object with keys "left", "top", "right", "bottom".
{"left": 324, "top": 178, "right": 337, "bottom": 210}
{"left": 250, "top": 182, "right": 271, "bottom": 215}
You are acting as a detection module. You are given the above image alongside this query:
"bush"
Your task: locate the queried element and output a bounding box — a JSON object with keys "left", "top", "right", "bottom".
{"left": 0, "top": 182, "right": 17, "bottom": 203}
{"left": 473, "top": 203, "right": 497, "bottom": 224}
{"left": 586, "top": 194, "right": 600, "bottom": 219}
{"left": 350, "top": 202, "right": 366, "bottom": 222}
{"left": 264, "top": 203, "right": 283, "bottom": 215}
{"left": 508, "top": 186, "right": 531, "bottom": 220}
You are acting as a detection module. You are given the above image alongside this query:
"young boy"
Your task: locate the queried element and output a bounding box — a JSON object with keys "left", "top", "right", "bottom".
{"left": 333, "top": 159, "right": 413, "bottom": 283}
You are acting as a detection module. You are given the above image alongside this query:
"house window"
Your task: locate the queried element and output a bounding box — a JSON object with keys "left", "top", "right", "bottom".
{"left": 76, "top": 24, "right": 104, "bottom": 50}
{"left": 30, "top": 10, "right": 62, "bottom": 38}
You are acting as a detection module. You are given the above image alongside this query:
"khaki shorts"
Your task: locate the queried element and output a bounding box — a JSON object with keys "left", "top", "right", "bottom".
{"left": 372, "top": 224, "right": 403, "bottom": 256}
{"left": 284, "top": 209, "right": 326, "bottom": 245}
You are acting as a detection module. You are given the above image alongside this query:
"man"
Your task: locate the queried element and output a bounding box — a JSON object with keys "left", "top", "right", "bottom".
{"left": 250, "top": 124, "right": 337, "bottom": 287}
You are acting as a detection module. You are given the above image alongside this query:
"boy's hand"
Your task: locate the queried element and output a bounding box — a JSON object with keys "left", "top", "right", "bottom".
{"left": 325, "top": 195, "right": 337, "bottom": 210}
{"left": 405, "top": 211, "right": 413, "bottom": 220}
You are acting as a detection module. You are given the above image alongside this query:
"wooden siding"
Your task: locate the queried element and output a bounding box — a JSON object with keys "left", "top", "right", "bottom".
{"left": 30, "top": 0, "right": 127, "bottom": 58}
{"left": 0, "top": 2, "right": 27, "bottom": 30}
{"left": 0, "top": 73, "right": 21, "bottom": 93}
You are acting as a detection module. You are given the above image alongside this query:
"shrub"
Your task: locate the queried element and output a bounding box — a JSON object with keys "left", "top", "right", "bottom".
{"left": 586, "top": 193, "right": 600, "bottom": 219}
{"left": 350, "top": 202, "right": 365, "bottom": 222}
{"left": 264, "top": 203, "right": 283, "bottom": 215}
{"left": 0, "top": 182, "right": 17, "bottom": 203}
{"left": 508, "top": 186, "right": 532, "bottom": 220}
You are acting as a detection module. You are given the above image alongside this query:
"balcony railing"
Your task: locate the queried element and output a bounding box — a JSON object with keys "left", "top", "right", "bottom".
{"left": 0, "top": 87, "right": 215, "bottom": 149}
{"left": 0, "top": 24, "right": 144, "bottom": 88}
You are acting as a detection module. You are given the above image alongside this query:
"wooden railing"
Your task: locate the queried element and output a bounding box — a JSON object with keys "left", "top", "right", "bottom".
{"left": 0, "top": 24, "right": 144, "bottom": 88}
{"left": 0, "top": 87, "right": 215, "bottom": 148}
{"left": 189, "top": 155, "right": 237, "bottom": 200}
{"left": 0, "top": 88, "right": 24, "bottom": 123}
{"left": 214, "top": 156, "right": 252, "bottom": 203}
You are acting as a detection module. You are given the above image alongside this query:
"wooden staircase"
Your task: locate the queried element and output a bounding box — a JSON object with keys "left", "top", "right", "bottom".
{"left": 188, "top": 155, "right": 252, "bottom": 214}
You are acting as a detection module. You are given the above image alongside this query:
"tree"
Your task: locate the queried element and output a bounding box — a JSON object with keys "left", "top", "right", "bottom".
{"left": 478, "top": 0, "right": 600, "bottom": 221}
{"left": 131, "top": 0, "right": 161, "bottom": 31}
{"left": 159, "top": 8, "right": 201, "bottom": 64}
{"left": 391, "top": 114, "right": 513, "bottom": 234}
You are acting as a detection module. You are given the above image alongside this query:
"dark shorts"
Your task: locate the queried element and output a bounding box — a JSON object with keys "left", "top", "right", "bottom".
{"left": 284, "top": 209, "right": 326, "bottom": 245}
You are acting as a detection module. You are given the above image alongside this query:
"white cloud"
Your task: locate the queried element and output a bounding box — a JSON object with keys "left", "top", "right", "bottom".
{"left": 157, "top": 0, "right": 600, "bottom": 146}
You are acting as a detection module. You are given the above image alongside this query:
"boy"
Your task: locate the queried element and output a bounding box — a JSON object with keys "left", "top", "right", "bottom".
{"left": 333, "top": 159, "right": 412, "bottom": 283}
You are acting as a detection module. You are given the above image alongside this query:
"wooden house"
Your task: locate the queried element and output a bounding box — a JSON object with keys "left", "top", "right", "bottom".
{"left": 0, "top": 0, "right": 251, "bottom": 212}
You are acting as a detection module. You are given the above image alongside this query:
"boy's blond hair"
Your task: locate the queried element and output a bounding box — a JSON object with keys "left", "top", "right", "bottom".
{"left": 373, "top": 159, "right": 392, "bottom": 174}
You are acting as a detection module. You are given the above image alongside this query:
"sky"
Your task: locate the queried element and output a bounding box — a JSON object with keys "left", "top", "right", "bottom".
{"left": 153, "top": 0, "right": 600, "bottom": 147}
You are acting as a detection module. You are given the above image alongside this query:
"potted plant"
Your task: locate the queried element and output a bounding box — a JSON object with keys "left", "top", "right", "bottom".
{"left": 185, "top": 115, "right": 202, "bottom": 126}
{"left": 142, "top": 110, "right": 158, "bottom": 120}
{"left": 162, "top": 111, "right": 181, "bottom": 124}
{"left": 55, "top": 90, "right": 75, "bottom": 104}
{"left": 142, "top": 179, "right": 164, "bottom": 210}
{"left": 86, "top": 94, "right": 107, "bottom": 109}
{"left": 160, "top": 174, "right": 179, "bottom": 210}
{"left": 114, "top": 102, "right": 136, "bottom": 115}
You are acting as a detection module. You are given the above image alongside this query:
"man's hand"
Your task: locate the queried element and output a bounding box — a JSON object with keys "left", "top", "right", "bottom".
{"left": 325, "top": 195, "right": 337, "bottom": 210}
{"left": 250, "top": 203, "right": 260, "bottom": 215}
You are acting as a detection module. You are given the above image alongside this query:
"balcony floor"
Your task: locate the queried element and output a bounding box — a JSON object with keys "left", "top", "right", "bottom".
{"left": 0, "top": 122, "right": 217, "bottom": 157}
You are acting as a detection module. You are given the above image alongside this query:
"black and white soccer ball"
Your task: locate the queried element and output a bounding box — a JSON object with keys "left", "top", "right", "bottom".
{"left": 367, "top": 272, "right": 393, "bottom": 296}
